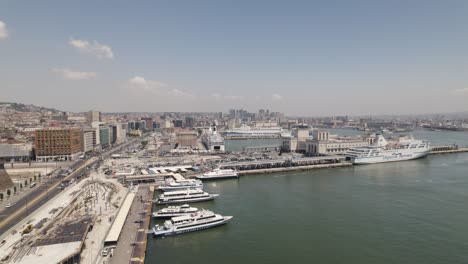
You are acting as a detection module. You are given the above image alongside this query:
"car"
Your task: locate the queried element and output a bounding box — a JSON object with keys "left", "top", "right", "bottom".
{"left": 5, "top": 203, "right": 11, "bottom": 208}
{"left": 134, "top": 220, "right": 143, "bottom": 223}
{"left": 101, "top": 248, "right": 109, "bottom": 257}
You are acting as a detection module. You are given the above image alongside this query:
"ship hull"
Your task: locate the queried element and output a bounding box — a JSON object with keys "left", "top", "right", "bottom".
{"left": 156, "top": 196, "right": 217, "bottom": 204}
{"left": 351, "top": 150, "right": 430, "bottom": 165}
{"left": 196, "top": 174, "right": 239, "bottom": 180}
{"left": 158, "top": 185, "right": 203, "bottom": 191}
{"left": 153, "top": 217, "right": 232, "bottom": 237}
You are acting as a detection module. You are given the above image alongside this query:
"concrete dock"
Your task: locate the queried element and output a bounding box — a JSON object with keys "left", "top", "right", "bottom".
{"left": 238, "top": 162, "right": 352, "bottom": 175}
{"left": 110, "top": 186, "right": 155, "bottom": 264}
{"left": 430, "top": 147, "right": 468, "bottom": 155}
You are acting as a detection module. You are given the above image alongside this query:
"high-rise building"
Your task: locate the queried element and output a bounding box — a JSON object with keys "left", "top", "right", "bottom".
{"left": 85, "top": 111, "right": 101, "bottom": 124}
{"left": 141, "top": 117, "right": 153, "bottom": 130}
{"left": 81, "top": 128, "right": 94, "bottom": 153}
{"left": 173, "top": 120, "right": 183, "bottom": 128}
{"left": 185, "top": 117, "right": 195, "bottom": 128}
{"left": 35, "top": 128, "right": 82, "bottom": 161}
{"left": 99, "top": 127, "right": 110, "bottom": 148}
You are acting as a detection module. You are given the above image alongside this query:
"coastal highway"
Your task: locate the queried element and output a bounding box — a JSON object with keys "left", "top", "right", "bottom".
{"left": 0, "top": 157, "right": 97, "bottom": 235}
{"left": 0, "top": 138, "right": 141, "bottom": 236}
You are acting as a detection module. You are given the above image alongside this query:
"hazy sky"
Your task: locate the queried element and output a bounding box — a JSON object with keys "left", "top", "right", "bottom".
{"left": 1, "top": 0, "right": 468, "bottom": 116}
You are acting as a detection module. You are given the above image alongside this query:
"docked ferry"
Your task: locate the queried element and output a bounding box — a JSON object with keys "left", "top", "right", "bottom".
{"left": 158, "top": 179, "right": 203, "bottom": 191}
{"left": 156, "top": 189, "right": 218, "bottom": 204}
{"left": 152, "top": 210, "right": 233, "bottom": 237}
{"left": 152, "top": 204, "right": 199, "bottom": 218}
{"left": 345, "top": 135, "right": 431, "bottom": 164}
{"left": 196, "top": 169, "right": 239, "bottom": 180}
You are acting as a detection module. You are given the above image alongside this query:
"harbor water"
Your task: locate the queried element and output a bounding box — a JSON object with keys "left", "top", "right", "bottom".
{"left": 146, "top": 131, "right": 468, "bottom": 264}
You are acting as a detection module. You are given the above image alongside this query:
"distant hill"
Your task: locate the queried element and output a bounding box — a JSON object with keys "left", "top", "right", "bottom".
{"left": 0, "top": 102, "right": 62, "bottom": 114}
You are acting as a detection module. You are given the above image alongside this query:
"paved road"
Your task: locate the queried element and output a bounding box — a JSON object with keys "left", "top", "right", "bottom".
{"left": 0, "top": 138, "right": 141, "bottom": 236}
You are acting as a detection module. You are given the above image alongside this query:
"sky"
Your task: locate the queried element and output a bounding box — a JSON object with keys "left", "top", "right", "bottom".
{"left": 1, "top": 0, "right": 468, "bottom": 116}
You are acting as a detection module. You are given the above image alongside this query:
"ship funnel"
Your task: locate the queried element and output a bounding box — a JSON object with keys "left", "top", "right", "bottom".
{"left": 376, "top": 134, "right": 388, "bottom": 147}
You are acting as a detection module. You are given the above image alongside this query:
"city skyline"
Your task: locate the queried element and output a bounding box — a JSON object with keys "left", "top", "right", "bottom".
{"left": 1, "top": 0, "right": 468, "bottom": 115}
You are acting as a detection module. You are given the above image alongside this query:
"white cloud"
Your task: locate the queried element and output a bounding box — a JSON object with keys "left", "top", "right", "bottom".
{"left": 128, "top": 76, "right": 167, "bottom": 92}
{"left": 453, "top": 88, "right": 468, "bottom": 94}
{"left": 0, "top": 20, "right": 8, "bottom": 40}
{"left": 68, "top": 38, "right": 114, "bottom": 59}
{"left": 128, "top": 76, "right": 197, "bottom": 98}
{"left": 170, "top": 88, "right": 194, "bottom": 97}
{"left": 211, "top": 93, "right": 243, "bottom": 100}
{"left": 272, "top": 93, "right": 283, "bottom": 101}
{"left": 52, "top": 68, "right": 97, "bottom": 80}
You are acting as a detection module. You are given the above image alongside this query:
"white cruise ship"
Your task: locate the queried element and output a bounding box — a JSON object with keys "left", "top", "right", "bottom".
{"left": 345, "top": 135, "right": 431, "bottom": 164}
{"left": 152, "top": 204, "right": 199, "bottom": 218}
{"left": 158, "top": 179, "right": 203, "bottom": 191}
{"left": 225, "top": 124, "right": 284, "bottom": 137}
{"left": 202, "top": 126, "right": 225, "bottom": 152}
{"left": 153, "top": 210, "right": 233, "bottom": 237}
{"left": 196, "top": 169, "right": 239, "bottom": 180}
{"left": 156, "top": 189, "right": 218, "bottom": 204}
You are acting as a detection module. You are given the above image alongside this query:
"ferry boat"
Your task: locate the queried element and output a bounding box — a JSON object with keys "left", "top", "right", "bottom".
{"left": 156, "top": 189, "right": 218, "bottom": 204}
{"left": 196, "top": 169, "right": 239, "bottom": 180}
{"left": 152, "top": 210, "right": 233, "bottom": 237}
{"left": 345, "top": 135, "right": 431, "bottom": 164}
{"left": 158, "top": 179, "right": 203, "bottom": 191}
{"left": 152, "top": 204, "right": 199, "bottom": 218}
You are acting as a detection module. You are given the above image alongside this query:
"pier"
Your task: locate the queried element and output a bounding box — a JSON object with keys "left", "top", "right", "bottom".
{"left": 430, "top": 145, "right": 468, "bottom": 155}
{"left": 242, "top": 146, "right": 281, "bottom": 152}
{"left": 238, "top": 162, "right": 352, "bottom": 175}
{"left": 220, "top": 156, "right": 345, "bottom": 171}
{"left": 110, "top": 185, "right": 155, "bottom": 264}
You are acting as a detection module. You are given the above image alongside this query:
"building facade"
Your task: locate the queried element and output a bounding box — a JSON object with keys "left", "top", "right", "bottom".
{"left": 35, "top": 128, "right": 82, "bottom": 161}
{"left": 141, "top": 117, "right": 153, "bottom": 130}
{"left": 304, "top": 131, "right": 368, "bottom": 156}
{"left": 176, "top": 131, "right": 198, "bottom": 147}
{"left": 99, "top": 127, "right": 110, "bottom": 148}
{"left": 81, "top": 128, "right": 94, "bottom": 153}
{"left": 85, "top": 111, "right": 101, "bottom": 124}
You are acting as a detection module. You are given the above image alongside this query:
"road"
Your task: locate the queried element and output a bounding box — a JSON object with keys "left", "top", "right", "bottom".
{"left": 0, "top": 138, "right": 141, "bottom": 236}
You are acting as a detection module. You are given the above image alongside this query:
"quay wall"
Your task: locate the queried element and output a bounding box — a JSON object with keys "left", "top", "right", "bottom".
{"left": 238, "top": 162, "right": 352, "bottom": 175}
{"left": 429, "top": 148, "right": 468, "bottom": 155}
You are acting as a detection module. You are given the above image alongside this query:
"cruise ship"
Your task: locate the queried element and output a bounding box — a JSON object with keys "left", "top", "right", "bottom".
{"left": 202, "top": 126, "right": 225, "bottom": 152}
{"left": 225, "top": 124, "right": 284, "bottom": 137}
{"left": 345, "top": 135, "right": 431, "bottom": 164}
{"left": 156, "top": 189, "right": 218, "bottom": 204}
{"left": 152, "top": 204, "right": 199, "bottom": 218}
{"left": 152, "top": 210, "right": 233, "bottom": 237}
{"left": 158, "top": 179, "right": 203, "bottom": 191}
{"left": 196, "top": 169, "right": 239, "bottom": 180}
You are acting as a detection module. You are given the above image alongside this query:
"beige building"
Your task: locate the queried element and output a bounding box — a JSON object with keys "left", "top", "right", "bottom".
{"left": 305, "top": 131, "right": 368, "bottom": 156}
{"left": 85, "top": 111, "right": 101, "bottom": 124}
{"left": 282, "top": 128, "right": 312, "bottom": 152}
{"left": 176, "top": 131, "right": 198, "bottom": 147}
